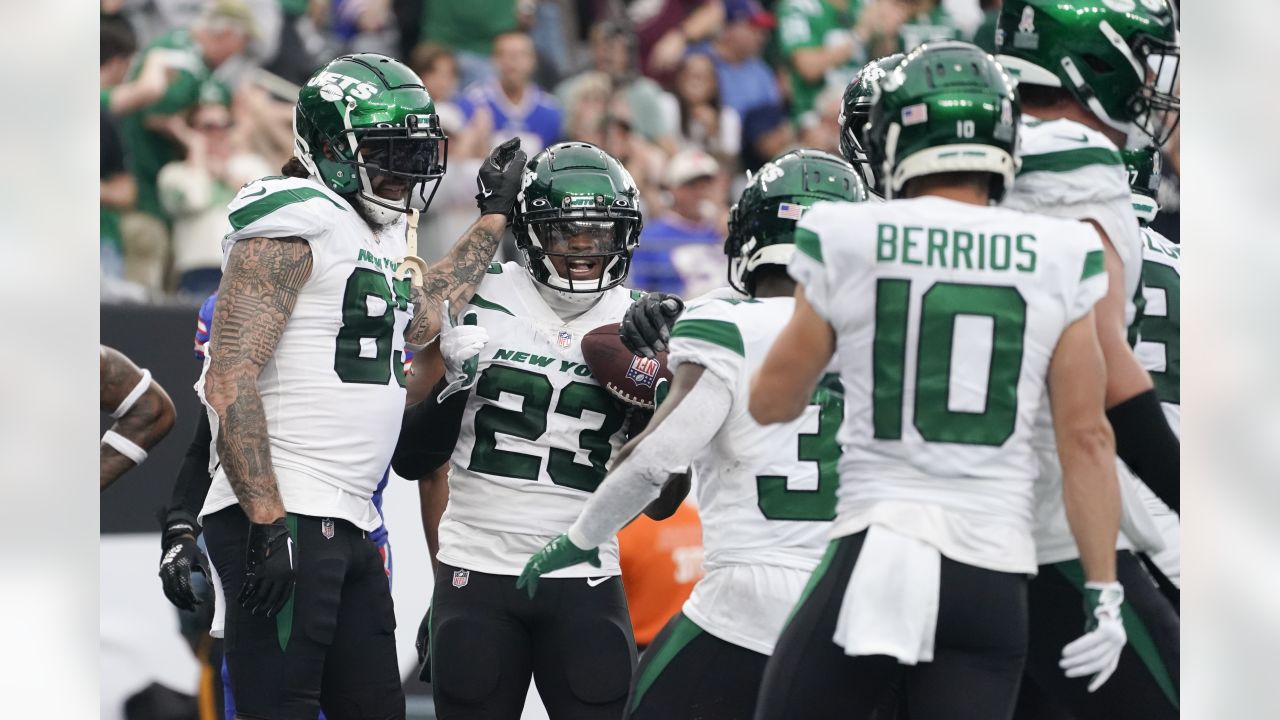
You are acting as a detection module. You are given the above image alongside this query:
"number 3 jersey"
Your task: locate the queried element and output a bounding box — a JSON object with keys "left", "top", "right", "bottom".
{"left": 790, "top": 197, "right": 1107, "bottom": 574}
{"left": 198, "top": 175, "right": 412, "bottom": 532}
{"left": 667, "top": 296, "right": 838, "bottom": 655}
{"left": 437, "top": 262, "right": 637, "bottom": 577}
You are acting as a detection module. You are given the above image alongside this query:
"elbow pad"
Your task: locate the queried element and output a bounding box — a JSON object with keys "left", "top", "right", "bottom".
{"left": 1107, "top": 389, "right": 1179, "bottom": 513}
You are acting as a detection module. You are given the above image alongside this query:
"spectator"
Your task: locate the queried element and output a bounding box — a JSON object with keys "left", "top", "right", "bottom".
{"left": 631, "top": 149, "right": 729, "bottom": 296}
{"left": 972, "top": 0, "right": 1003, "bottom": 53}
{"left": 622, "top": 0, "right": 725, "bottom": 86}
{"left": 157, "top": 100, "right": 272, "bottom": 298}
{"left": 556, "top": 19, "right": 677, "bottom": 151}
{"left": 661, "top": 53, "right": 741, "bottom": 164}
{"left": 101, "top": 17, "right": 171, "bottom": 117}
{"left": 698, "top": 0, "right": 781, "bottom": 120}
{"left": 561, "top": 71, "right": 614, "bottom": 148}
{"left": 603, "top": 101, "right": 668, "bottom": 217}
{"left": 117, "top": 0, "right": 255, "bottom": 291}
{"left": 458, "top": 30, "right": 563, "bottom": 155}
{"left": 861, "top": 0, "right": 962, "bottom": 59}
{"left": 775, "top": 0, "right": 862, "bottom": 120}
{"left": 798, "top": 82, "right": 844, "bottom": 155}
{"left": 740, "top": 102, "right": 797, "bottom": 173}
{"left": 101, "top": 19, "right": 142, "bottom": 286}
{"left": 419, "top": 0, "right": 520, "bottom": 90}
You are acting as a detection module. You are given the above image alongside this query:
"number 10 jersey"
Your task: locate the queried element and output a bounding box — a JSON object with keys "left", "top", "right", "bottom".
{"left": 436, "top": 263, "right": 637, "bottom": 577}
{"left": 199, "top": 175, "right": 411, "bottom": 532}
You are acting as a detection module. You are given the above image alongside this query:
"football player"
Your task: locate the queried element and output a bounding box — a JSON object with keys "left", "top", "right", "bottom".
{"left": 518, "top": 149, "right": 868, "bottom": 720}
{"left": 407, "top": 141, "right": 658, "bottom": 719}
{"left": 197, "top": 53, "right": 526, "bottom": 719}
{"left": 995, "top": 2, "right": 1181, "bottom": 715}
{"left": 100, "top": 344, "right": 175, "bottom": 490}
{"left": 749, "top": 42, "right": 1125, "bottom": 719}
{"left": 836, "top": 53, "right": 904, "bottom": 197}
{"left": 1124, "top": 144, "right": 1181, "bottom": 598}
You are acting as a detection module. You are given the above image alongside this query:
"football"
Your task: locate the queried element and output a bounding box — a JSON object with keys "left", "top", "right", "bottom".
{"left": 582, "top": 323, "right": 673, "bottom": 410}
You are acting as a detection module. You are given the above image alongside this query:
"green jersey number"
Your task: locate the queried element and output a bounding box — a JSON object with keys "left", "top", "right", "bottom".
{"left": 468, "top": 365, "right": 628, "bottom": 491}
{"left": 873, "top": 279, "right": 1026, "bottom": 446}
{"left": 334, "top": 268, "right": 411, "bottom": 386}
{"left": 756, "top": 373, "right": 843, "bottom": 522}
{"left": 1138, "top": 262, "right": 1180, "bottom": 405}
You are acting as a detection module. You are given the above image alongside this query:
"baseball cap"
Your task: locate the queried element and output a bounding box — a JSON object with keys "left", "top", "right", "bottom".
{"left": 665, "top": 150, "right": 720, "bottom": 188}
{"left": 724, "top": 0, "right": 775, "bottom": 29}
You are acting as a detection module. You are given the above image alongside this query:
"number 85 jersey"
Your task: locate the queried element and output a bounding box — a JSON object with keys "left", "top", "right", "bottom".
{"left": 437, "top": 262, "right": 638, "bottom": 577}
{"left": 199, "top": 175, "right": 411, "bottom": 533}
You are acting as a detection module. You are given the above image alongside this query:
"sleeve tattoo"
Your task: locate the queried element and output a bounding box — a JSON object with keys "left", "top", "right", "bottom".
{"left": 404, "top": 217, "right": 504, "bottom": 350}
{"left": 203, "top": 237, "right": 313, "bottom": 520}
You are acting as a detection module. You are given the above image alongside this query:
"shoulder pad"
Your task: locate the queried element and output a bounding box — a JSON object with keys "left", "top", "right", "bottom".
{"left": 225, "top": 176, "right": 349, "bottom": 243}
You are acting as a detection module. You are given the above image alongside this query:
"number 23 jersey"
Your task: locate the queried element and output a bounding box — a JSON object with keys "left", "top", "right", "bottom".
{"left": 198, "top": 175, "right": 411, "bottom": 532}
{"left": 437, "top": 262, "right": 638, "bottom": 577}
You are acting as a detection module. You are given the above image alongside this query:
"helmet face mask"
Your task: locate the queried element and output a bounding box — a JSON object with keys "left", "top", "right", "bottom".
{"left": 514, "top": 142, "right": 642, "bottom": 294}
{"left": 838, "top": 54, "right": 905, "bottom": 196}
{"left": 726, "top": 149, "right": 868, "bottom": 296}
{"left": 865, "top": 41, "right": 1020, "bottom": 202}
{"left": 995, "top": 0, "right": 1180, "bottom": 147}
{"left": 294, "top": 54, "right": 449, "bottom": 224}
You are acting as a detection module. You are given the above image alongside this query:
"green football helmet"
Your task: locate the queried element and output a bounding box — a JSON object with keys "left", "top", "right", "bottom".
{"left": 865, "top": 41, "right": 1020, "bottom": 201}
{"left": 1122, "top": 145, "right": 1162, "bottom": 226}
{"left": 995, "top": 0, "right": 1180, "bottom": 146}
{"left": 294, "top": 53, "right": 448, "bottom": 224}
{"left": 513, "top": 142, "right": 643, "bottom": 293}
{"left": 838, "top": 54, "right": 905, "bottom": 197}
{"left": 727, "top": 149, "right": 868, "bottom": 295}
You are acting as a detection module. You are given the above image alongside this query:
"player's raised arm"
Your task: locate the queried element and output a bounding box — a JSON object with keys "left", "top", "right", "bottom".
{"left": 100, "top": 345, "right": 176, "bottom": 490}
{"left": 403, "top": 138, "right": 527, "bottom": 350}
{"left": 202, "top": 237, "right": 312, "bottom": 523}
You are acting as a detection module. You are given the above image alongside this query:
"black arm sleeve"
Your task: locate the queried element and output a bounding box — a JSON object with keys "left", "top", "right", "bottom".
{"left": 164, "top": 409, "right": 213, "bottom": 533}
{"left": 392, "top": 378, "right": 469, "bottom": 479}
{"left": 1107, "top": 389, "right": 1180, "bottom": 512}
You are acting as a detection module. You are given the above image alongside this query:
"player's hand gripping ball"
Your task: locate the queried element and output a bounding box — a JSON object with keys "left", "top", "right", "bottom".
{"left": 582, "top": 323, "right": 674, "bottom": 410}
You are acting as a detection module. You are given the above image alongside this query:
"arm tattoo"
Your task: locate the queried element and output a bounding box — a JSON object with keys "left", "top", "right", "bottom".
{"left": 405, "top": 217, "right": 503, "bottom": 349}
{"left": 203, "top": 237, "right": 312, "bottom": 520}
{"left": 100, "top": 346, "right": 176, "bottom": 489}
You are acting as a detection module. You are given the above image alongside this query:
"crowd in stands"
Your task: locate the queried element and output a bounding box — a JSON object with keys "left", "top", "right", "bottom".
{"left": 101, "top": 0, "right": 1180, "bottom": 302}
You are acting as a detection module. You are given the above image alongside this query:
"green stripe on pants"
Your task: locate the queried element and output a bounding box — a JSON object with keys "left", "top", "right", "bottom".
{"left": 1051, "top": 560, "right": 1178, "bottom": 708}
{"left": 785, "top": 539, "right": 840, "bottom": 627}
{"left": 275, "top": 514, "right": 299, "bottom": 653}
{"left": 630, "top": 614, "right": 704, "bottom": 713}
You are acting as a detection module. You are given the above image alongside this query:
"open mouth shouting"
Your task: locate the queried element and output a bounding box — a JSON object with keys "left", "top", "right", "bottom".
{"left": 566, "top": 256, "right": 602, "bottom": 280}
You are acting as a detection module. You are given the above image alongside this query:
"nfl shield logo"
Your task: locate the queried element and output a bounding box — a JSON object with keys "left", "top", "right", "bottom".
{"left": 321, "top": 518, "right": 334, "bottom": 540}
{"left": 558, "top": 330, "right": 573, "bottom": 349}
{"left": 452, "top": 569, "right": 470, "bottom": 588}
{"left": 626, "top": 355, "right": 660, "bottom": 388}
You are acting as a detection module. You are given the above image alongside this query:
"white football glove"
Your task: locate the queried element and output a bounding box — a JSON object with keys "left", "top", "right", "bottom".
{"left": 1060, "top": 581, "right": 1127, "bottom": 692}
{"left": 438, "top": 300, "right": 486, "bottom": 402}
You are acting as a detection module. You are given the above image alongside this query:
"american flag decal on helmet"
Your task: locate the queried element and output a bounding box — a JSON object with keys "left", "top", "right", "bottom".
{"left": 626, "top": 356, "right": 660, "bottom": 388}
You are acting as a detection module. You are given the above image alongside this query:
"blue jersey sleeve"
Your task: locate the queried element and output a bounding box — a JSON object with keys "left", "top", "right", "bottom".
{"left": 194, "top": 292, "right": 218, "bottom": 360}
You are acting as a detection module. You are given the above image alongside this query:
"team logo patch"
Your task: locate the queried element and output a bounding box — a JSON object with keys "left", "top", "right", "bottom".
{"left": 321, "top": 518, "right": 334, "bottom": 540}
{"left": 626, "top": 355, "right": 660, "bottom": 388}
{"left": 452, "top": 569, "right": 470, "bottom": 588}
{"left": 558, "top": 330, "right": 573, "bottom": 349}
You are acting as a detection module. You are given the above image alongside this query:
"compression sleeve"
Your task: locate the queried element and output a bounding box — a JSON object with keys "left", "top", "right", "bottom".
{"left": 567, "top": 371, "right": 734, "bottom": 550}
{"left": 165, "top": 410, "right": 213, "bottom": 532}
{"left": 1107, "top": 389, "right": 1180, "bottom": 512}
{"left": 392, "top": 377, "right": 469, "bottom": 479}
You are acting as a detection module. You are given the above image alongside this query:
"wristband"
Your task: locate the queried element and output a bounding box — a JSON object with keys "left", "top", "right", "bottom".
{"left": 110, "top": 369, "right": 152, "bottom": 419}
{"left": 102, "top": 430, "right": 148, "bottom": 465}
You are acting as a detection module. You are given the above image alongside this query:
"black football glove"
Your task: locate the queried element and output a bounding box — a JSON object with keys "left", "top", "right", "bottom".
{"left": 475, "top": 137, "right": 527, "bottom": 216}
{"left": 158, "top": 513, "right": 210, "bottom": 612}
{"left": 415, "top": 606, "right": 432, "bottom": 682}
{"left": 238, "top": 518, "right": 295, "bottom": 618}
{"left": 620, "top": 292, "right": 685, "bottom": 359}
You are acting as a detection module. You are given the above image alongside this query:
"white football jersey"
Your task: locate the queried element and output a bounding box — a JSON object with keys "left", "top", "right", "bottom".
{"left": 199, "top": 175, "right": 411, "bottom": 532}
{"left": 1135, "top": 227, "right": 1181, "bottom": 436}
{"left": 667, "top": 296, "right": 837, "bottom": 654}
{"left": 791, "top": 197, "right": 1107, "bottom": 574}
{"left": 436, "top": 263, "right": 638, "bottom": 576}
